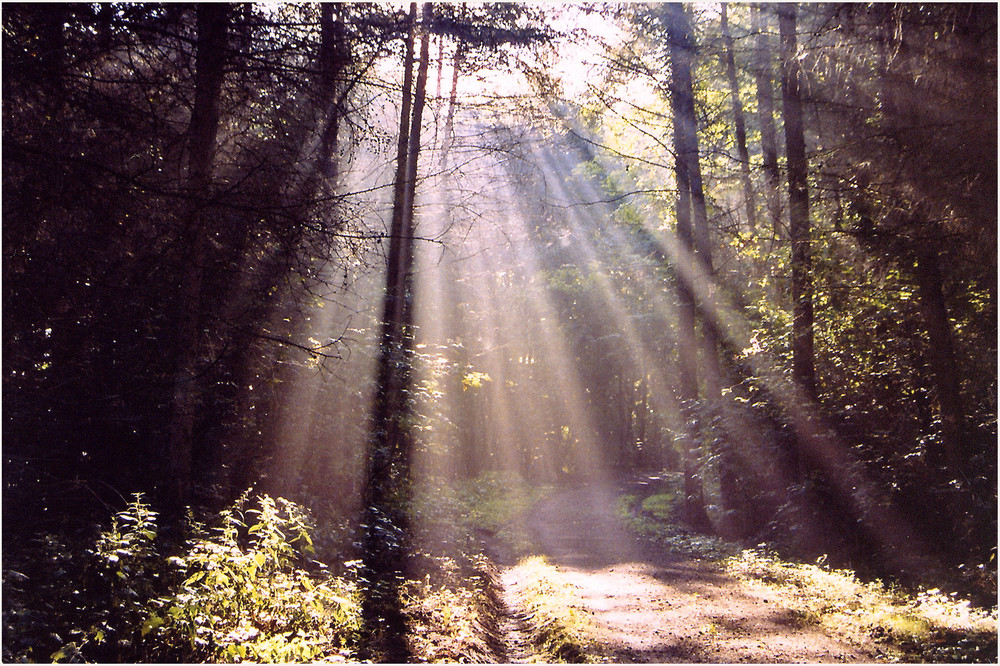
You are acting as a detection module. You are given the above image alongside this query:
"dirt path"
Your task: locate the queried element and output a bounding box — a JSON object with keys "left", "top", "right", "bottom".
{"left": 497, "top": 482, "right": 880, "bottom": 663}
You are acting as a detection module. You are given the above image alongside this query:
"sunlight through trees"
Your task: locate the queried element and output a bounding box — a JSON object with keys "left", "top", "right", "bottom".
{"left": 3, "top": 3, "right": 996, "bottom": 662}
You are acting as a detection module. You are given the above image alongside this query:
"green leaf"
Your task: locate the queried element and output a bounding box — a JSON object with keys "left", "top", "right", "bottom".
{"left": 255, "top": 552, "right": 266, "bottom": 567}
{"left": 183, "top": 571, "right": 205, "bottom": 586}
{"left": 141, "top": 614, "right": 165, "bottom": 636}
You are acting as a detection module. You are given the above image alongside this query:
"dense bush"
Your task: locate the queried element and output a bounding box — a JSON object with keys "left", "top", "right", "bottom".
{"left": 3, "top": 493, "right": 361, "bottom": 663}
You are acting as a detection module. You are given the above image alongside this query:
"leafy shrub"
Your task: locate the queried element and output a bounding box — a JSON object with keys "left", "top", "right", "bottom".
{"left": 4, "top": 492, "right": 362, "bottom": 663}
{"left": 140, "top": 494, "right": 361, "bottom": 662}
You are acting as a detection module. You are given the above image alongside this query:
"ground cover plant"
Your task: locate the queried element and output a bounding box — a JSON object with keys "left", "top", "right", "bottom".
{"left": 725, "top": 550, "right": 998, "bottom": 663}
{"left": 617, "top": 481, "right": 998, "bottom": 663}
{"left": 505, "top": 555, "right": 598, "bottom": 662}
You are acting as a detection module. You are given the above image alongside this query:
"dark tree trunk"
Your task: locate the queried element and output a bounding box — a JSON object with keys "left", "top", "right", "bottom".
{"left": 316, "top": 4, "right": 350, "bottom": 181}
{"left": 665, "top": 2, "right": 711, "bottom": 532}
{"left": 778, "top": 4, "right": 816, "bottom": 400}
{"left": 913, "top": 247, "right": 966, "bottom": 474}
{"left": 721, "top": 4, "right": 757, "bottom": 231}
{"left": 753, "top": 5, "right": 782, "bottom": 242}
{"left": 361, "top": 3, "right": 431, "bottom": 661}
{"left": 166, "top": 4, "right": 230, "bottom": 512}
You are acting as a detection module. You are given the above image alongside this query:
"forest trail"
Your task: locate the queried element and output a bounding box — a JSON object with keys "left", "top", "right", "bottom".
{"left": 496, "top": 483, "right": 879, "bottom": 663}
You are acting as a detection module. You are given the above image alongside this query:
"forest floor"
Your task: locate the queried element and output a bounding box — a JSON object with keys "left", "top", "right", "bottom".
{"left": 488, "top": 482, "right": 886, "bottom": 663}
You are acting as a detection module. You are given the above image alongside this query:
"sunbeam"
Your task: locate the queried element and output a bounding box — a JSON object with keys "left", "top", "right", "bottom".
{"left": 3, "top": 3, "right": 994, "bottom": 663}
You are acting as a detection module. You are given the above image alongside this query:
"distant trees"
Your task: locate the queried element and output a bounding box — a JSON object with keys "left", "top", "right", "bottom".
{"left": 555, "top": 1, "right": 995, "bottom": 585}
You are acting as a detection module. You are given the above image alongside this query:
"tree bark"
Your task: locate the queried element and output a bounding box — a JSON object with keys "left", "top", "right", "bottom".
{"left": 721, "top": 4, "right": 757, "bottom": 231}
{"left": 778, "top": 4, "right": 816, "bottom": 400}
{"left": 166, "top": 4, "right": 229, "bottom": 512}
{"left": 440, "top": 42, "right": 465, "bottom": 167}
{"left": 913, "top": 247, "right": 966, "bottom": 474}
{"left": 361, "top": 3, "right": 431, "bottom": 660}
{"left": 753, "top": 5, "right": 782, "bottom": 242}
{"left": 316, "top": 4, "right": 350, "bottom": 181}
{"left": 665, "top": 2, "right": 711, "bottom": 532}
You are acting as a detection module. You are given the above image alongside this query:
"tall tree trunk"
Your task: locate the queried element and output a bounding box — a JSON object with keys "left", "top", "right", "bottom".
{"left": 440, "top": 42, "right": 465, "bottom": 167}
{"left": 753, "top": 5, "right": 782, "bottom": 242}
{"left": 361, "top": 3, "right": 431, "bottom": 661}
{"left": 720, "top": 4, "right": 757, "bottom": 231}
{"left": 682, "top": 4, "right": 742, "bottom": 534}
{"left": 166, "top": 4, "right": 229, "bottom": 512}
{"left": 913, "top": 247, "right": 966, "bottom": 474}
{"left": 665, "top": 3, "right": 711, "bottom": 532}
{"left": 778, "top": 4, "right": 816, "bottom": 400}
{"left": 316, "top": 4, "right": 350, "bottom": 181}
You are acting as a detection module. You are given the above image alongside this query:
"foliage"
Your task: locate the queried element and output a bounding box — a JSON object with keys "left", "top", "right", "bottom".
{"left": 409, "top": 472, "right": 554, "bottom": 568}
{"left": 617, "top": 487, "right": 739, "bottom": 560}
{"left": 459, "top": 472, "right": 552, "bottom": 534}
{"left": 387, "top": 473, "right": 555, "bottom": 661}
{"left": 141, "top": 495, "right": 360, "bottom": 663}
{"left": 3, "top": 494, "right": 361, "bottom": 663}
{"left": 726, "top": 549, "right": 998, "bottom": 663}
{"left": 400, "top": 556, "right": 502, "bottom": 663}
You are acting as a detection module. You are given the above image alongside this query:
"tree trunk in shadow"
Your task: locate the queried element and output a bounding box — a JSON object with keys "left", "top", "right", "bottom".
{"left": 166, "top": 4, "right": 230, "bottom": 516}
{"left": 913, "top": 247, "right": 966, "bottom": 475}
{"left": 665, "top": 2, "right": 712, "bottom": 533}
{"left": 360, "top": 3, "right": 431, "bottom": 661}
{"left": 778, "top": 4, "right": 816, "bottom": 403}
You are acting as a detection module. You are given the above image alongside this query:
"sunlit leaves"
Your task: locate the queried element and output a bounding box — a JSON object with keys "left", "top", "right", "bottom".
{"left": 461, "top": 371, "right": 492, "bottom": 391}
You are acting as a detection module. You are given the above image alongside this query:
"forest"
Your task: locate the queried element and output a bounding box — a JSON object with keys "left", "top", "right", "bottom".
{"left": 2, "top": 2, "right": 997, "bottom": 663}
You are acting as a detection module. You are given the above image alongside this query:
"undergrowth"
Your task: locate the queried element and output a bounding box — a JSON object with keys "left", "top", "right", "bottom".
{"left": 616, "top": 491, "right": 737, "bottom": 559}
{"left": 3, "top": 473, "right": 551, "bottom": 663}
{"left": 726, "top": 549, "right": 998, "bottom": 663}
{"left": 400, "top": 555, "right": 503, "bottom": 662}
{"left": 510, "top": 555, "right": 597, "bottom": 662}
{"left": 401, "top": 472, "right": 555, "bottom": 661}
{"left": 3, "top": 493, "right": 361, "bottom": 663}
{"left": 411, "top": 471, "right": 553, "bottom": 562}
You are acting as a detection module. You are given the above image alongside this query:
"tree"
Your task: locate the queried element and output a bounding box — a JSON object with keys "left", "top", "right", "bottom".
{"left": 664, "top": 2, "right": 712, "bottom": 531}
{"left": 360, "top": 3, "right": 432, "bottom": 659}
{"left": 166, "top": 3, "right": 232, "bottom": 513}
{"left": 720, "top": 4, "right": 756, "bottom": 231}
{"left": 752, "top": 4, "right": 782, "bottom": 243}
{"left": 778, "top": 4, "right": 815, "bottom": 401}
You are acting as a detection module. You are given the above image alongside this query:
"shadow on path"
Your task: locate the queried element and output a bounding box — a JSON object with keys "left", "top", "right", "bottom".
{"left": 492, "top": 480, "right": 879, "bottom": 663}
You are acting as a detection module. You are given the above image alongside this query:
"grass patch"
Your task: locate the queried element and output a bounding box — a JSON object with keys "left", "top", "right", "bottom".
{"left": 726, "top": 549, "right": 998, "bottom": 663}
{"left": 458, "top": 472, "right": 554, "bottom": 557}
{"left": 511, "top": 555, "right": 597, "bottom": 663}
{"left": 617, "top": 492, "right": 738, "bottom": 560}
{"left": 412, "top": 472, "right": 554, "bottom": 561}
